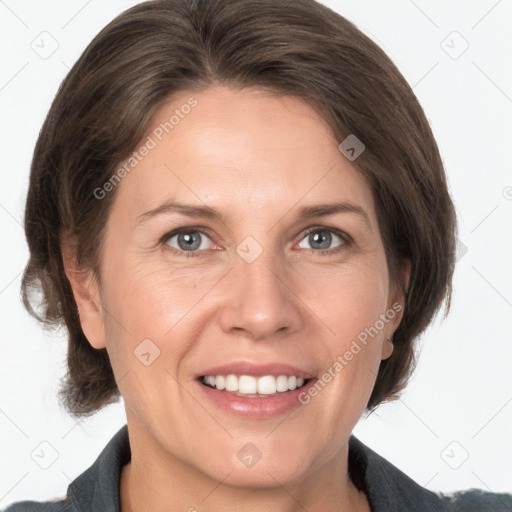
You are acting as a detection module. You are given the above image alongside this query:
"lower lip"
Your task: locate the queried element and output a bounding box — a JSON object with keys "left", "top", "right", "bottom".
{"left": 196, "top": 379, "right": 316, "bottom": 419}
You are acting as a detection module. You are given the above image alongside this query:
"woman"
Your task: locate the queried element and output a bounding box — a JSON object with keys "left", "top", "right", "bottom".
{"left": 6, "top": 0, "right": 511, "bottom": 510}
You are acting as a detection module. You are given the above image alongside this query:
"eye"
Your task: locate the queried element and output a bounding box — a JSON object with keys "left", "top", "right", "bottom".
{"left": 163, "top": 229, "right": 214, "bottom": 254}
{"left": 297, "top": 227, "right": 347, "bottom": 253}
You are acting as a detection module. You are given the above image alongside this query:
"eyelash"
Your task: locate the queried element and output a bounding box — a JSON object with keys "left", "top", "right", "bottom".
{"left": 160, "top": 225, "right": 352, "bottom": 258}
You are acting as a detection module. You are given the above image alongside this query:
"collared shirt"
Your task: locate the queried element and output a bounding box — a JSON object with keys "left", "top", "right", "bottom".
{"left": 5, "top": 425, "right": 512, "bottom": 511}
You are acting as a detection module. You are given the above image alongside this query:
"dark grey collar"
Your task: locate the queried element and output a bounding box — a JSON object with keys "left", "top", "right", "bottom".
{"left": 348, "top": 435, "right": 445, "bottom": 511}
{"left": 67, "top": 425, "right": 130, "bottom": 512}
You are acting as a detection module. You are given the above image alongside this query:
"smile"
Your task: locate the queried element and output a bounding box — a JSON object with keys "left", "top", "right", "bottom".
{"left": 200, "top": 374, "right": 309, "bottom": 397}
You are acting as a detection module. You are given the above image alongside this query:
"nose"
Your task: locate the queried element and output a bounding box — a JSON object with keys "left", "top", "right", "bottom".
{"left": 218, "top": 250, "right": 303, "bottom": 341}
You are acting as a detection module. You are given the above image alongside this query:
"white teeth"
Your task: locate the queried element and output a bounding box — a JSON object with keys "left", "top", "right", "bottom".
{"left": 225, "top": 374, "right": 238, "bottom": 392}
{"left": 257, "top": 375, "right": 277, "bottom": 395}
{"left": 276, "top": 375, "right": 289, "bottom": 392}
{"left": 202, "top": 374, "right": 308, "bottom": 395}
{"left": 239, "top": 375, "right": 257, "bottom": 394}
{"left": 215, "top": 375, "right": 226, "bottom": 390}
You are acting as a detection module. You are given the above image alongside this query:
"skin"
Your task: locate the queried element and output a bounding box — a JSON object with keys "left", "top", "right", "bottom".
{"left": 64, "top": 86, "right": 408, "bottom": 512}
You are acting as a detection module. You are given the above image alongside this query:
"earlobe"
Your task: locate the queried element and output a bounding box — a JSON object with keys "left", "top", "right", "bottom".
{"left": 381, "top": 336, "right": 394, "bottom": 360}
{"left": 61, "top": 233, "right": 106, "bottom": 350}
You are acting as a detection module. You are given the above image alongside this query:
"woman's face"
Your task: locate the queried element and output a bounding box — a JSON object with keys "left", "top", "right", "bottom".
{"left": 79, "top": 86, "right": 404, "bottom": 487}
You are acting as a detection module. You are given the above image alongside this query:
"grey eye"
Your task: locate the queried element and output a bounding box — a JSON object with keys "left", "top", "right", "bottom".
{"left": 166, "top": 231, "right": 212, "bottom": 252}
{"left": 298, "top": 230, "right": 344, "bottom": 251}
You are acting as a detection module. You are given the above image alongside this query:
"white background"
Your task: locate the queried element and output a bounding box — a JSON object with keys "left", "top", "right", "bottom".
{"left": 1, "top": 0, "right": 511, "bottom": 506}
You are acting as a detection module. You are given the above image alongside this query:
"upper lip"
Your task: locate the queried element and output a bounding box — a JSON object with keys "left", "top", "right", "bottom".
{"left": 195, "top": 361, "right": 315, "bottom": 380}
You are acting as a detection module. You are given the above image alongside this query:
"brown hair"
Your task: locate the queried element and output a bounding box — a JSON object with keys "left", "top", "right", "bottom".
{"left": 22, "top": 0, "right": 456, "bottom": 417}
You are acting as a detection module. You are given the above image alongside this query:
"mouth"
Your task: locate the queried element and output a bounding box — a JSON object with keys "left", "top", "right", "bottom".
{"left": 198, "top": 374, "right": 311, "bottom": 398}
{"left": 194, "top": 361, "right": 317, "bottom": 417}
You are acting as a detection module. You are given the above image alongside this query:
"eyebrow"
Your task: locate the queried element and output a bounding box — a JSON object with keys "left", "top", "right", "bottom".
{"left": 137, "top": 200, "right": 370, "bottom": 227}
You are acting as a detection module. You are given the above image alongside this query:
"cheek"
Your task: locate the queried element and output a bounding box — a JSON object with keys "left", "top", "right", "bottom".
{"left": 97, "top": 256, "right": 231, "bottom": 396}
{"left": 102, "top": 256, "right": 222, "bottom": 336}
{"left": 302, "top": 257, "right": 389, "bottom": 396}
{"left": 304, "top": 257, "right": 390, "bottom": 335}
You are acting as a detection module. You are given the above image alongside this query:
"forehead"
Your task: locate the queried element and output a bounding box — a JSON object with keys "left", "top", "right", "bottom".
{"left": 113, "top": 86, "right": 374, "bottom": 221}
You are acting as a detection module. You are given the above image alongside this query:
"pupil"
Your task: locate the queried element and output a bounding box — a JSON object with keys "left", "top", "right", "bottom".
{"left": 310, "top": 231, "right": 331, "bottom": 249}
{"left": 178, "top": 232, "right": 201, "bottom": 251}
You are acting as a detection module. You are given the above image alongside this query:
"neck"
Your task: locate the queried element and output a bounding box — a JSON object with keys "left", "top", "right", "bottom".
{"left": 120, "top": 424, "right": 370, "bottom": 512}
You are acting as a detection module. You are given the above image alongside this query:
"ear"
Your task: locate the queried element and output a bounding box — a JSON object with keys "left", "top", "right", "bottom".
{"left": 381, "top": 259, "right": 411, "bottom": 360}
{"left": 61, "top": 232, "right": 106, "bottom": 349}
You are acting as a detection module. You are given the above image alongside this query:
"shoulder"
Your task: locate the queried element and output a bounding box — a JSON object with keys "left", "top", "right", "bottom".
{"left": 439, "top": 489, "right": 512, "bottom": 511}
{"left": 3, "top": 500, "right": 67, "bottom": 512}
{"left": 348, "top": 435, "right": 512, "bottom": 512}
